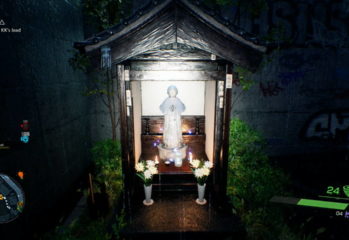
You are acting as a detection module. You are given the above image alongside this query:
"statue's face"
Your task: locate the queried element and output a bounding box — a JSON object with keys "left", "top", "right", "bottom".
{"left": 168, "top": 89, "right": 177, "bottom": 97}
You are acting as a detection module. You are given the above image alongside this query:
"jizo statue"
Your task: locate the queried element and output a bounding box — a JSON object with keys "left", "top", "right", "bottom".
{"left": 160, "top": 86, "right": 186, "bottom": 149}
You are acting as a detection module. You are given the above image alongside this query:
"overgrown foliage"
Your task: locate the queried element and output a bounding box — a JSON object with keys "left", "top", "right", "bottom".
{"left": 39, "top": 140, "right": 124, "bottom": 240}
{"left": 83, "top": 0, "right": 133, "bottom": 30}
{"left": 69, "top": 49, "right": 91, "bottom": 73}
{"left": 227, "top": 118, "right": 288, "bottom": 212}
{"left": 87, "top": 70, "right": 120, "bottom": 140}
{"left": 227, "top": 118, "right": 327, "bottom": 239}
{"left": 70, "top": 0, "right": 130, "bottom": 141}
{"left": 234, "top": 66, "right": 255, "bottom": 91}
{"left": 69, "top": 56, "right": 119, "bottom": 140}
{"left": 112, "top": 209, "right": 127, "bottom": 240}
{"left": 40, "top": 215, "right": 112, "bottom": 240}
{"left": 91, "top": 139, "right": 123, "bottom": 204}
{"left": 40, "top": 210, "right": 126, "bottom": 240}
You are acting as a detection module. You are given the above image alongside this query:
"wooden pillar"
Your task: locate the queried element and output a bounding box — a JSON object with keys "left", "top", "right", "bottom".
{"left": 117, "top": 64, "right": 132, "bottom": 214}
{"left": 219, "top": 63, "right": 233, "bottom": 206}
{"left": 212, "top": 62, "right": 233, "bottom": 209}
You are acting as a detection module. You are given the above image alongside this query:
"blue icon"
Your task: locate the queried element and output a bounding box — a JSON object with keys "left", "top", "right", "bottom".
{"left": 20, "top": 136, "right": 29, "bottom": 143}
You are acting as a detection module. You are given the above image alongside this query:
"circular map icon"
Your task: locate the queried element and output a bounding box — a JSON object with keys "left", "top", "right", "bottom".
{"left": 0, "top": 174, "right": 25, "bottom": 223}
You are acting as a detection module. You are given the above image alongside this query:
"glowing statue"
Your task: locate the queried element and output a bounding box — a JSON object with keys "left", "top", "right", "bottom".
{"left": 160, "top": 86, "right": 186, "bottom": 148}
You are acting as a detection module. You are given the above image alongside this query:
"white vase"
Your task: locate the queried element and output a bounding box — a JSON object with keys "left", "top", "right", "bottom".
{"left": 143, "top": 184, "right": 154, "bottom": 206}
{"left": 196, "top": 183, "right": 207, "bottom": 205}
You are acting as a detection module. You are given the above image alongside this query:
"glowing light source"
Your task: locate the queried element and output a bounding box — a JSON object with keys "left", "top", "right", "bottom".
{"left": 189, "top": 152, "right": 193, "bottom": 163}
{"left": 17, "top": 171, "right": 24, "bottom": 180}
{"left": 155, "top": 156, "right": 159, "bottom": 165}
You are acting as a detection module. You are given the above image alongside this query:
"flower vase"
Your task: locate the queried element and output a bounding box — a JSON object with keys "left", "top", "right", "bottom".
{"left": 143, "top": 184, "right": 154, "bottom": 206}
{"left": 196, "top": 183, "right": 207, "bottom": 205}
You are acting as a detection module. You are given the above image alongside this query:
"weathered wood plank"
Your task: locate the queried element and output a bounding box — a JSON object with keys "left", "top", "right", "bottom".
{"left": 130, "top": 61, "right": 220, "bottom": 71}
{"left": 130, "top": 45, "right": 223, "bottom": 61}
{"left": 130, "top": 70, "right": 225, "bottom": 81}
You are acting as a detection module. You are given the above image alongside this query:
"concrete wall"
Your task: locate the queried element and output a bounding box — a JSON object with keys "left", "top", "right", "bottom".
{"left": 232, "top": 49, "right": 349, "bottom": 157}
{"left": 227, "top": 0, "right": 349, "bottom": 157}
{"left": 0, "top": 0, "right": 89, "bottom": 238}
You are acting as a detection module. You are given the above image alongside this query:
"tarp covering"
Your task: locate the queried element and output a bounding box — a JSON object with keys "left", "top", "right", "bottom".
{"left": 74, "top": 0, "right": 267, "bottom": 70}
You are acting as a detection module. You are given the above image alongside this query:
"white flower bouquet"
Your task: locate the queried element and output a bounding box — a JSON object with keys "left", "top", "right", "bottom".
{"left": 190, "top": 159, "right": 212, "bottom": 185}
{"left": 135, "top": 160, "right": 158, "bottom": 186}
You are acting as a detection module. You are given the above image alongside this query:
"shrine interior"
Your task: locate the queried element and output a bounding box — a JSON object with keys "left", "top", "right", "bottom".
{"left": 130, "top": 44, "right": 220, "bottom": 174}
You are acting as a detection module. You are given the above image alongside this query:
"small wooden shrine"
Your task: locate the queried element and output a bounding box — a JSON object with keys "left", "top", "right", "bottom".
{"left": 75, "top": 0, "right": 266, "bottom": 208}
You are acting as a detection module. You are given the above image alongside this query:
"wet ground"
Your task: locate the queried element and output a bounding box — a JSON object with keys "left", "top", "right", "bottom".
{"left": 123, "top": 191, "right": 244, "bottom": 240}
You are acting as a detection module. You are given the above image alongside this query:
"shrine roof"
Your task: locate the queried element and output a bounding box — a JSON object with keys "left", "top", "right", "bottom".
{"left": 74, "top": 0, "right": 267, "bottom": 71}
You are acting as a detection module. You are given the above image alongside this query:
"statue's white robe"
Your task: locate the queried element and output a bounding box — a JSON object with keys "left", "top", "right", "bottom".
{"left": 160, "top": 97, "right": 185, "bottom": 148}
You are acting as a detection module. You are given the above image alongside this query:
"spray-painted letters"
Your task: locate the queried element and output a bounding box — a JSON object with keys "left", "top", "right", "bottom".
{"left": 302, "top": 110, "right": 349, "bottom": 141}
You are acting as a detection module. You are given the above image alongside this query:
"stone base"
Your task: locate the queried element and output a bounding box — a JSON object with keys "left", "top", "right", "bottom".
{"left": 196, "top": 198, "right": 207, "bottom": 205}
{"left": 143, "top": 199, "right": 154, "bottom": 206}
{"left": 157, "top": 143, "right": 187, "bottom": 160}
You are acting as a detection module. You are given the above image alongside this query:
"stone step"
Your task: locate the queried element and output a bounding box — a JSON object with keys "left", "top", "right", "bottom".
{"left": 153, "top": 173, "right": 196, "bottom": 184}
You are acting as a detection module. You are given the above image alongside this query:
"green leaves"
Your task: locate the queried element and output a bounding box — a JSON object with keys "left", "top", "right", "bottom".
{"left": 112, "top": 209, "right": 127, "bottom": 240}
{"left": 40, "top": 214, "right": 113, "bottom": 240}
{"left": 234, "top": 66, "right": 255, "bottom": 91}
{"left": 68, "top": 50, "right": 91, "bottom": 73}
{"left": 83, "top": 0, "right": 133, "bottom": 30}
{"left": 91, "top": 139, "right": 123, "bottom": 203}
{"left": 227, "top": 118, "right": 289, "bottom": 239}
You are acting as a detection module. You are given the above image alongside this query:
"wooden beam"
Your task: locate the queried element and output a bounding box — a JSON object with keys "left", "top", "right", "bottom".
{"left": 130, "top": 61, "right": 220, "bottom": 71}
{"left": 130, "top": 70, "right": 225, "bottom": 81}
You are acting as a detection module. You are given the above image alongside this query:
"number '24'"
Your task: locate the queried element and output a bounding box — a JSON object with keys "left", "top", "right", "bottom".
{"left": 327, "top": 186, "right": 340, "bottom": 195}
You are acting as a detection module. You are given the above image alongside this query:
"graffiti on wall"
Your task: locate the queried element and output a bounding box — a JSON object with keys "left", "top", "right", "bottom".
{"left": 251, "top": 0, "right": 349, "bottom": 48}
{"left": 301, "top": 110, "right": 349, "bottom": 141}
{"left": 259, "top": 52, "right": 319, "bottom": 97}
{"left": 259, "top": 81, "right": 284, "bottom": 97}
